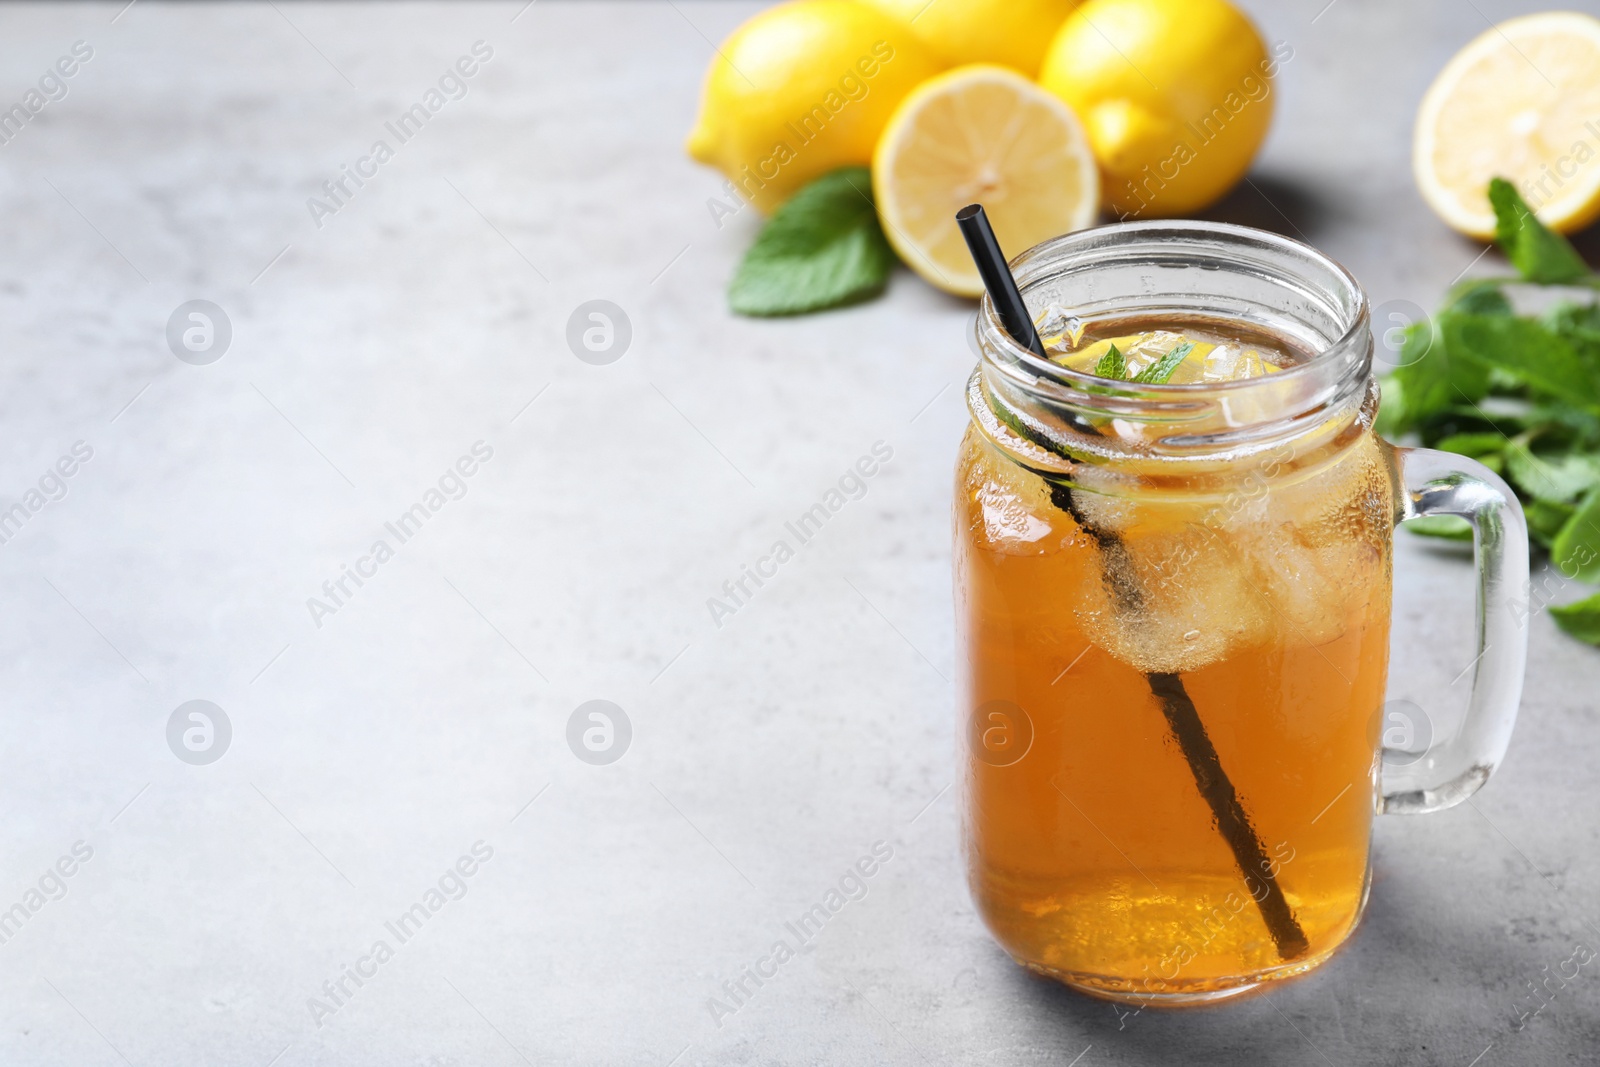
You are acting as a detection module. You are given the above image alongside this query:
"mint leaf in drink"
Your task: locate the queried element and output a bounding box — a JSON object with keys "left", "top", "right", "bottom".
{"left": 729, "top": 167, "right": 897, "bottom": 316}
{"left": 1488, "top": 177, "right": 1590, "bottom": 285}
{"left": 1094, "top": 343, "right": 1127, "bottom": 380}
{"left": 981, "top": 389, "right": 1090, "bottom": 464}
{"left": 1550, "top": 590, "right": 1600, "bottom": 643}
{"left": 1132, "top": 340, "right": 1194, "bottom": 384}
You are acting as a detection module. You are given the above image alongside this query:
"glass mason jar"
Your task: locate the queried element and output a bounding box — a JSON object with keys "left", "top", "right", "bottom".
{"left": 954, "top": 221, "right": 1529, "bottom": 1003}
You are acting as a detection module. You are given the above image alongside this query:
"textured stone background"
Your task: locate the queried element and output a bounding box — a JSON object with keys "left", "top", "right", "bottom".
{"left": 0, "top": 1, "right": 1594, "bottom": 1064}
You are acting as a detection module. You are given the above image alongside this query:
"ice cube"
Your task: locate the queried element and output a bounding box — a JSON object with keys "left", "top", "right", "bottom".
{"left": 1202, "top": 344, "right": 1242, "bottom": 380}
{"left": 1035, "top": 305, "right": 1084, "bottom": 353}
{"left": 1219, "top": 432, "right": 1391, "bottom": 645}
{"left": 1061, "top": 478, "right": 1271, "bottom": 672}
{"left": 1069, "top": 509, "right": 1273, "bottom": 674}
{"left": 1119, "top": 331, "right": 1186, "bottom": 377}
{"left": 1062, "top": 434, "right": 1389, "bottom": 670}
{"left": 960, "top": 432, "right": 1061, "bottom": 555}
{"left": 977, "top": 481, "right": 1055, "bottom": 548}
{"left": 1202, "top": 345, "right": 1274, "bottom": 382}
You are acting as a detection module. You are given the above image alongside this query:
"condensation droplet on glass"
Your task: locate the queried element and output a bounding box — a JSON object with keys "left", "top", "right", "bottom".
{"left": 1035, "top": 304, "right": 1084, "bottom": 353}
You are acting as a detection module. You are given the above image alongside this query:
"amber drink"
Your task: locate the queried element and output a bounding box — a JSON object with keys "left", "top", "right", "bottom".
{"left": 956, "top": 222, "right": 1529, "bottom": 1002}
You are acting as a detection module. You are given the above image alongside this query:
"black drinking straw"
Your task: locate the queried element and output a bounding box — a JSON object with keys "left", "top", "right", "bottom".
{"left": 957, "top": 205, "right": 1047, "bottom": 359}
{"left": 956, "top": 204, "right": 1309, "bottom": 963}
{"left": 1146, "top": 673, "right": 1309, "bottom": 960}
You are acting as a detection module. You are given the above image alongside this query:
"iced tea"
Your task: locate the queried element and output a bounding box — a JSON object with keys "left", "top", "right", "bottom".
{"left": 956, "top": 315, "right": 1394, "bottom": 1000}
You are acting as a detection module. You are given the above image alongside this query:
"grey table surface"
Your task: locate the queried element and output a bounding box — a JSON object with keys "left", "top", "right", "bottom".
{"left": 0, "top": 1, "right": 1595, "bottom": 1064}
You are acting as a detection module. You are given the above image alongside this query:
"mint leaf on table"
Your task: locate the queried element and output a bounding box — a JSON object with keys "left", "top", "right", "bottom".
{"left": 1544, "top": 299, "right": 1600, "bottom": 339}
{"left": 1448, "top": 282, "right": 1514, "bottom": 317}
{"left": 1553, "top": 489, "right": 1600, "bottom": 580}
{"left": 1132, "top": 340, "right": 1194, "bottom": 384}
{"left": 728, "top": 167, "right": 896, "bottom": 317}
{"left": 1550, "top": 590, "right": 1600, "bottom": 643}
{"left": 1434, "top": 431, "right": 1507, "bottom": 473}
{"left": 1377, "top": 319, "right": 1489, "bottom": 436}
{"left": 1546, "top": 299, "right": 1600, "bottom": 374}
{"left": 1521, "top": 401, "right": 1600, "bottom": 443}
{"left": 1433, "top": 431, "right": 1507, "bottom": 457}
{"left": 1527, "top": 499, "right": 1576, "bottom": 548}
{"left": 1503, "top": 441, "right": 1600, "bottom": 504}
{"left": 1094, "top": 343, "right": 1127, "bottom": 380}
{"left": 1383, "top": 177, "right": 1600, "bottom": 643}
{"left": 1489, "top": 177, "right": 1589, "bottom": 284}
{"left": 1441, "top": 312, "right": 1600, "bottom": 410}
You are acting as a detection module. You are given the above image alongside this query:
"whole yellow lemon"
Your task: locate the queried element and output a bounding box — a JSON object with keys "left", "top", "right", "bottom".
{"left": 685, "top": 0, "right": 944, "bottom": 215}
{"left": 859, "top": 0, "right": 1083, "bottom": 76}
{"left": 1039, "top": 0, "right": 1285, "bottom": 218}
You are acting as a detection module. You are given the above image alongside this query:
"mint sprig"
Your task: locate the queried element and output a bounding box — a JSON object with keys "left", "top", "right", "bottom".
{"left": 728, "top": 167, "right": 897, "bottom": 317}
{"left": 1094, "top": 343, "right": 1127, "bottom": 380}
{"left": 1133, "top": 340, "right": 1195, "bottom": 384}
{"left": 1380, "top": 177, "right": 1600, "bottom": 643}
{"left": 1489, "top": 177, "right": 1589, "bottom": 284}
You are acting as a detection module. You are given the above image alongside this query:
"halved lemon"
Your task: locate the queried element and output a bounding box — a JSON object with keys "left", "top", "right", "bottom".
{"left": 873, "top": 64, "right": 1099, "bottom": 297}
{"left": 1415, "top": 11, "right": 1600, "bottom": 238}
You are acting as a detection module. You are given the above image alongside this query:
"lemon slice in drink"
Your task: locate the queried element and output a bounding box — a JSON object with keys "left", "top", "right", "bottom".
{"left": 873, "top": 64, "right": 1099, "bottom": 297}
{"left": 1414, "top": 11, "right": 1600, "bottom": 238}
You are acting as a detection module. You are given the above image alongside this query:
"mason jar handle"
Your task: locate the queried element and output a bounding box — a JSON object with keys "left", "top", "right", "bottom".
{"left": 1385, "top": 447, "right": 1529, "bottom": 814}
